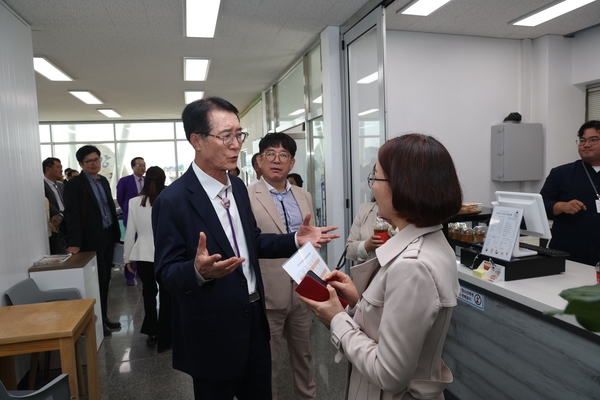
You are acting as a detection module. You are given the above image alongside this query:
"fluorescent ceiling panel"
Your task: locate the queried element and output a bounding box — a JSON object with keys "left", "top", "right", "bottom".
{"left": 184, "top": 58, "right": 210, "bottom": 81}
{"left": 185, "top": 91, "right": 205, "bottom": 104}
{"left": 186, "top": 0, "right": 221, "bottom": 38}
{"left": 69, "top": 91, "right": 103, "bottom": 104}
{"left": 33, "top": 57, "right": 73, "bottom": 81}
{"left": 358, "top": 109, "right": 379, "bottom": 116}
{"left": 357, "top": 72, "right": 378, "bottom": 84}
{"left": 98, "top": 109, "right": 121, "bottom": 118}
{"left": 512, "top": 0, "right": 595, "bottom": 26}
{"left": 400, "top": 0, "right": 453, "bottom": 16}
{"left": 289, "top": 109, "right": 305, "bottom": 116}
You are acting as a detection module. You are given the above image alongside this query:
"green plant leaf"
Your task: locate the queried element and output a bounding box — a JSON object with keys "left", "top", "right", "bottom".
{"left": 544, "top": 284, "right": 600, "bottom": 332}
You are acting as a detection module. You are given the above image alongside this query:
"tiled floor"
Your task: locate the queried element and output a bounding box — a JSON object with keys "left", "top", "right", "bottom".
{"left": 49, "top": 266, "right": 348, "bottom": 399}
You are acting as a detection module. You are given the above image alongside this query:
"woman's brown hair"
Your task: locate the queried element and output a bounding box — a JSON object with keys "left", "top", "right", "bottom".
{"left": 140, "top": 166, "right": 166, "bottom": 207}
{"left": 378, "top": 134, "right": 462, "bottom": 227}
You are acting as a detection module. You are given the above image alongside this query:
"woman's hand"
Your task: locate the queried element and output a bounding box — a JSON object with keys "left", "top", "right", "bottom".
{"left": 364, "top": 234, "right": 385, "bottom": 252}
{"left": 298, "top": 285, "right": 346, "bottom": 325}
{"left": 324, "top": 270, "right": 359, "bottom": 308}
{"left": 126, "top": 262, "right": 135, "bottom": 274}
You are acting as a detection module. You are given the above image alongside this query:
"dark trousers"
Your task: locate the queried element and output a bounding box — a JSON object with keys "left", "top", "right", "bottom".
{"left": 49, "top": 232, "right": 66, "bottom": 254}
{"left": 192, "top": 301, "right": 271, "bottom": 400}
{"left": 95, "top": 228, "right": 116, "bottom": 322}
{"left": 137, "top": 261, "right": 172, "bottom": 348}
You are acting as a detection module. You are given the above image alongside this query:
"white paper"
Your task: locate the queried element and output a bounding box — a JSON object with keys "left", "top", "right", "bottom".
{"left": 481, "top": 206, "right": 524, "bottom": 262}
{"left": 282, "top": 242, "right": 331, "bottom": 284}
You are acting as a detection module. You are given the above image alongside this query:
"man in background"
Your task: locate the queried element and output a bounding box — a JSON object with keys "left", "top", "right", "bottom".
{"left": 43, "top": 157, "right": 67, "bottom": 254}
{"left": 248, "top": 133, "right": 316, "bottom": 399}
{"left": 540, "top": 120, "right": 600, "bottom": 265}
{"left": 249, "top": 152, "right": 262, "bottom": 185}
{"left": 117, "top": 156, "right": 146, "bottom": 285}
{"left": 64, "top": 145, "right": 122, "bottom": 336}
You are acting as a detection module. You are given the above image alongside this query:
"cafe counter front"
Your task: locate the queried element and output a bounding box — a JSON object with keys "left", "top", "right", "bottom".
{"left": 443, "top": 260, "right": 599, "bottom": 400}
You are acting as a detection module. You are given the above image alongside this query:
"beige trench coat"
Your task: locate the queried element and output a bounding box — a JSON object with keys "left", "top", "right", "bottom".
{"left": 330, "top": 224, "right": 459, "bottom": 400}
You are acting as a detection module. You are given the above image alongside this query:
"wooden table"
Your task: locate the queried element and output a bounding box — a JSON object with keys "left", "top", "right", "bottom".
{"left": 0, "top": 298, "right": 100, "bottom": 399}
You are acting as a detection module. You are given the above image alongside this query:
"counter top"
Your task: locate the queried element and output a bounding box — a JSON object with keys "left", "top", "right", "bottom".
{"left": 457, "top": 260, "right": 598, "bottom": 334}
{"left": 29, "top": 251, "right": 95, "bottom": 273}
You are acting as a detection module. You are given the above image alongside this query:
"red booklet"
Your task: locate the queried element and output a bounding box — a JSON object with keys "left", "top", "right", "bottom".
{"left": 295, "top": 270, "right": 348, "bottom": 308}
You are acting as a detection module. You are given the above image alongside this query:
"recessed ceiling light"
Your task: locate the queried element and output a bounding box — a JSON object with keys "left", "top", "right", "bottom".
{"left": 289, "top": 109, "right": 305, "bottom": 116}
{"left": 184, "top": 58, "right": 210, "bottom": 81}
{"left": 358, "top": 109, "right": 379, "bottom": 116}
{"left": 33, "top": 57, "right": 73, "bottom": 81}
{"left": 400, "top": 0, "right": 453, "bottom": 16}
{"left": 512, "top": 0, "right": 596, "bottom": 27}
{"left": 357, "top": 72, "right": 378, "bottom": 84}
{"left": 68, "top": 91, "right": 103, "bottom": 104}
{"left": 313, "top": 96, "right": 323, "bottom": 104}
{"left": 186, "top": 0, "right": 221, "bottom": 38}
{"left": 185, "top": 91, "right": 205, "bottom": 104}
{"left": 97, "top": 109, "right": 121, "bottom": 118}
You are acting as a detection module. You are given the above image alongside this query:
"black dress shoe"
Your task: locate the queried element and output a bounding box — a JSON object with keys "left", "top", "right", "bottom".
{"left": 103, "top": 324, "right": 112, "bottom": 337}
{"left": 157, "top": 344, "right": 171, "bottom": 354}
{"left": 104, "top": 319, "right": 121, "bottom": 329}
{"left": 146, "top": 335, "right": 157, "bottom": 347}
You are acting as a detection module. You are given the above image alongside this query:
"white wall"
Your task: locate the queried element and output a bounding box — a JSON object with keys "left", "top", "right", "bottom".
{"left": 385, "top": 29, "right": 597, "bottom": 207}
{"left": 386, "top": 31, "right": 523, "bottom": 205}
{"left": 0, "top": 2, "right": 47, "bottom": 302}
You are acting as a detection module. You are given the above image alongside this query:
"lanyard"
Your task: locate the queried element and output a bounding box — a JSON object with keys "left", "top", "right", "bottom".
{"left": 582, "top": 160, "right": 600, "bottom": 200}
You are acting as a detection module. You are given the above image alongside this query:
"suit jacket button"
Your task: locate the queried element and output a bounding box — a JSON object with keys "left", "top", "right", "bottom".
{"left": 240, "top": 280, "right": 247, "bottom": 287}
{"left": 243, "top": 310, "right": 249, "bottom": 317}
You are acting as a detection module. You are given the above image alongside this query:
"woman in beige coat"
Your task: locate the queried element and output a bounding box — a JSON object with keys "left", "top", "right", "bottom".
{"left": 301, "top": 134, "right": 462, "bottom": 400}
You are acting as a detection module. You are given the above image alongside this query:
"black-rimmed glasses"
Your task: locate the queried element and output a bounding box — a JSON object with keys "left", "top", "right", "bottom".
{"left": 205, "top": 131, "right": 249, "bottom": 146}
{"left": 367, "top": 172, "right": 389, "bottom": 189}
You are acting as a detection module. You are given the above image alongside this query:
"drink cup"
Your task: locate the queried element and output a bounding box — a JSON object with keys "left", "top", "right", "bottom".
{"left": 374, "top": 229, "right": 389, "bottom": 243}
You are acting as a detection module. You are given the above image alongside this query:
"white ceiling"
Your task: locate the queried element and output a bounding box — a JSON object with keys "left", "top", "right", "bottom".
{"left": 4, "top": 0, "right": 600, "bottom": 122}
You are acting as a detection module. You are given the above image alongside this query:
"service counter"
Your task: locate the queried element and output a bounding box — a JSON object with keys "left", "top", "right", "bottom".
{"left": 444, "top": 260, "right": 599, "bottom": 400}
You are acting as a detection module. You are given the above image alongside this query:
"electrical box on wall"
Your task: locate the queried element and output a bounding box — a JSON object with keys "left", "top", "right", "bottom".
{"left": 491, "top": 123, "right": 543, "bottom": 182}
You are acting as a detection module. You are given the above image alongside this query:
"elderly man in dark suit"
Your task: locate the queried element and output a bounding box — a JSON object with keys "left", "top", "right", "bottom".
{"left": 63, "top": 145, "right": 122, "bottom": 337}
{"left": 43, "top": 157, "right": 67, "bottom": 254}
{"left": 152, "top": 97, "right": 338, "bottom": 400}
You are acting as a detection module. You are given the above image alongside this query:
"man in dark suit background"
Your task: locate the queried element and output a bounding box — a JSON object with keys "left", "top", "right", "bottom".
{"left": 63, "top": 145, "right": 122, "bottom": 337}
{"left": 152, "top": 97, "right": 338, "bottom": 399}
{"left": 43, "top": 157, "right": 67, "bottom": 254}
{"left": 117, "top": 156, "right": 146, "bottom": 285}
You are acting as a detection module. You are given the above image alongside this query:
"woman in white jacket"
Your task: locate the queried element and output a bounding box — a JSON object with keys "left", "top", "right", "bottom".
{"left": 301, "top": 134, "right": 462, "bottom": 400}
{"left": 124, "top": 166, "right": 172, "bottom": 352}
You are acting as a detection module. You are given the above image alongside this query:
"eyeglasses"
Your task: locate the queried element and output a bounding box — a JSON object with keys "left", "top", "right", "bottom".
{"left": 205, "top": 131, "right": 249, "bottom": 146}
{"left": 576, "top": 136, "right": 600, "bottom": 146}
{"left": 262, "top": 151, "right": 292, "bottom": 162}
{"left": 367, "top": 172, "right": 389, "bottom": 189}
{"left": 82, "top": 157, "right": 101, "bottom": 165}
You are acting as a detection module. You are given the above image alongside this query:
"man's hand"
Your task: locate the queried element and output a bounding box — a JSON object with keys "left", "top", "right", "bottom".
{"left": 67, "top": 246, "right": 80, "bottom": 255}
{"left": 296, "top": 214, "right": 340, "bottom": 248}
{"left": 298, "top": 285, "right": 346, "bottom": 325}
{"left": 194, "top": 232, "right": 244, "bottom": 279}
{"left": 50, "top": 215, "right": 62, "bottom": 228}
{"left": 554, "top": 199, "right": 587, "bottom": 215}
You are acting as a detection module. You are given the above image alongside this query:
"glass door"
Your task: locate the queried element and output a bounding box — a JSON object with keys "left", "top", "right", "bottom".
{"left": 343, "top": 7, "right": 387, "bottom": 219}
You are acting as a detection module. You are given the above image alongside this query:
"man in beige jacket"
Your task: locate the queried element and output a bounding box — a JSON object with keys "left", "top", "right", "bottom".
{"left": 247, "top": 132, "right": 316, "bottom": 399}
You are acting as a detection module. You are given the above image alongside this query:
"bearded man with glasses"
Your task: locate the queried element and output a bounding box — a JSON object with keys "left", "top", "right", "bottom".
{"left": 540, "top": 120, "right": 600, "bottom": 265}
{"left": 63, "top": 145, "right": 122, "bottom": 337}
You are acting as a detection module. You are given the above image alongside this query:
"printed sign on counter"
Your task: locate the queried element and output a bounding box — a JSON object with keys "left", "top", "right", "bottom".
{"left": 458, "top": 285, "right": 485, "bottom": 310}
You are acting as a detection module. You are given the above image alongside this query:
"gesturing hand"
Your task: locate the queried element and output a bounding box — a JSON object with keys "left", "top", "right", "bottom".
{"left": 296, "top": 213, "right": 340, "bottom": 249}
{"left": 194, "top": 232, "right": 244, "bottom": 279}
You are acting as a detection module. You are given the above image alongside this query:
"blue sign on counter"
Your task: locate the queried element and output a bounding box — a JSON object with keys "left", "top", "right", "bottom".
{"left": 458, "top": 285, "right": 485, "bottom": 310}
